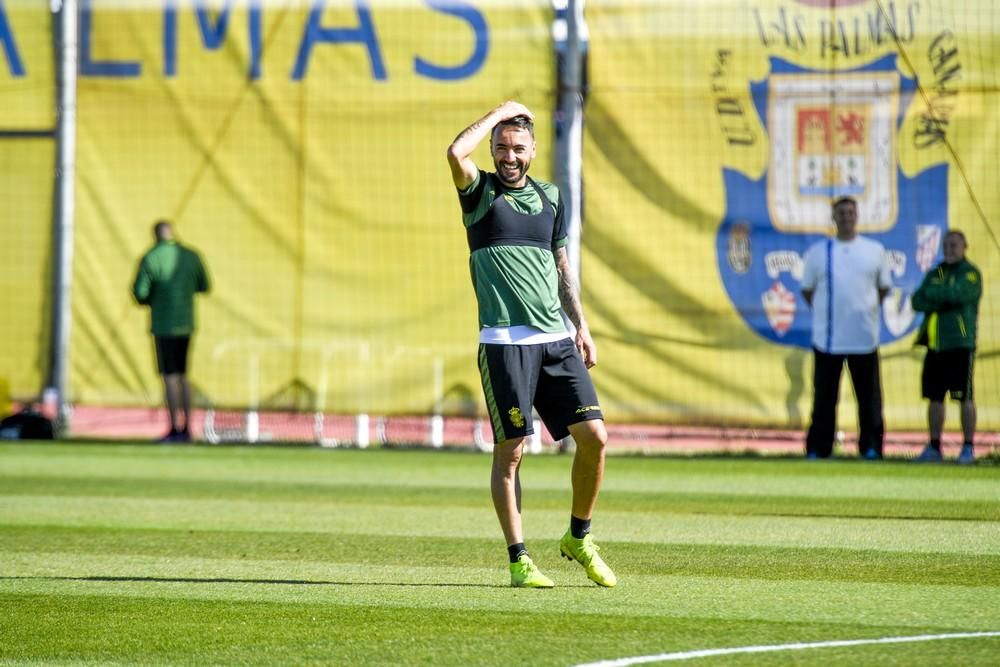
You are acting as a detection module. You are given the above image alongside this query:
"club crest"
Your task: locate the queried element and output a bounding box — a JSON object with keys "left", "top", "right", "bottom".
{"left": 916, "top": 225, "right": 942, "bottom": 273}
{"left": 762, "top": 280, "right": 796, "bottom": 336}
{"left": 715, "top": 55, "right": 949, "bottom": 348}
{"left": 727, "top": 221, "right": 752, "bottom": 274}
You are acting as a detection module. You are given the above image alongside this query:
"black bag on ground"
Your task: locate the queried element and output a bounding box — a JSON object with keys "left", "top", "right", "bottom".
{"left": 0, "top": 409, "right": 54, "bottom": 440}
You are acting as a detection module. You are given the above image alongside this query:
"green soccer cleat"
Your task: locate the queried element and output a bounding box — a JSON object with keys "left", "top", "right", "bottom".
{"left": 509, "top": 554, "right": 555, "bottom": 588}
{"left": 560, "top": 531, "right": 617, "bottom": 587}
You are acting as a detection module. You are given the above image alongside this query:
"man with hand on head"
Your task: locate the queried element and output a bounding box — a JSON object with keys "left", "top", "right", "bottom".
{"left": 447, "top": 101, "right": 616, "bottom": 588}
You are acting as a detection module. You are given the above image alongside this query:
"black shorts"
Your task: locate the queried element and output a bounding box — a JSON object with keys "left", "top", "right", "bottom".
{"left": 922, "top": 348, "right": 975, "bottom": 402}
{"left": 155, "top": 336, "right": 191, "bottom": 375}
{"left": 477, "top": 338, "right": 603, "bottom": 444}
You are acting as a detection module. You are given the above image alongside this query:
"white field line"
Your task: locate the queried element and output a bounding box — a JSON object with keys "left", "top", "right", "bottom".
{"left": 573, "top": 631, "right": 1000, "bottom": 667}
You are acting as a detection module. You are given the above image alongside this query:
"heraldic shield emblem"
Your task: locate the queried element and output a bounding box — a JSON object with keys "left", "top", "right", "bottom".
{"left": 716, "top": 54, "right": 948, "bottom": 349}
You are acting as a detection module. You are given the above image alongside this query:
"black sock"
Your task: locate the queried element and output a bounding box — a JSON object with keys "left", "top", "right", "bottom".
{"left": 570, "top": 515, "right": 591, "bottom": 539}
{"left": 507, "top": 543, "right": 527, "bottom": 563}
{"left": 929, "top": 438, "right": 941, "bottom": 450}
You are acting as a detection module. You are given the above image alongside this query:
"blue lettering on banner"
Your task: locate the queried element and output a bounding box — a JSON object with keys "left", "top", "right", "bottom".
{"left": 165, "top": 0, "right": 258, "bottom": 78}
{"left": 292, "top": 0, "right": 386, "bottom": 81}
{"left": 80, "top": 0, "right": 141, "bottom": 77}
{"left": 0, "top": 0, "right": 25, "bottom": 77}
{"left": 16, "top": 0, "right": 487, "bottom": 82}
{"left": 164, "top": 0, "right": 177, "bottom": 76}
{"left": 415, "top": 0, "right": 488, "bottom": 80}
{"left": 249, "top": 1, "right": 262, "bottom": 79}
{"left": 195, "top": 0, "right": 231, "bottom": 49}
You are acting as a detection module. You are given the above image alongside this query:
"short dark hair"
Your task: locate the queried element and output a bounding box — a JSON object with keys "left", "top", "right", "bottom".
{"left": 491, "top": 115, "right": 534, "bottom": 144}
{"left": 945, "top": 229, "right": 967, "bottom": 244}
{"left": 832, "top": 195, "right": 857, "bottom": 210}
{"left": 154, "top": 220, "right": 173, "bottom": 241}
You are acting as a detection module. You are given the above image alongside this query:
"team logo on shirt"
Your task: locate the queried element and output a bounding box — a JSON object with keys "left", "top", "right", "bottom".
{"left": 715, "top": 53, "right": 950, "bottom": 349}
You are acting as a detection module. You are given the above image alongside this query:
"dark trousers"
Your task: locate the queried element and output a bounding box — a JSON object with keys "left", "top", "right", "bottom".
{"left": 806, "top": 349, "right": 884, "bottom": 458}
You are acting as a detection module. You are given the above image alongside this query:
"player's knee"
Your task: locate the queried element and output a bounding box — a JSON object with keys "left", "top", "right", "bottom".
{"left": 492, "top": 437, "right": 526, "bottom": 466}
{"left": 570, "top": 419, "right": 607, "bottom": 451}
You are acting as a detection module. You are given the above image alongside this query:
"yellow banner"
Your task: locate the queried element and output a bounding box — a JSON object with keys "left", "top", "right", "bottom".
{"left": 584, "top": 0, "right": 999, "bottom": 429}
{"left": 0, "top": 2, "right": 55, "bottom": 399}
{"left": 69, "top": 1, "right": 554, "bottom": 415}
{"left": 3, "top": 1, "right": 996, "bottom": 432}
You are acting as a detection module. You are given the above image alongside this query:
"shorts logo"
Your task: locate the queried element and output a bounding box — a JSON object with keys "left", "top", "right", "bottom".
{"left": 575, "top": 405, "right": 600, "bottom": 414}
{"left": 507, "top": 407, "right": 525, "bottom": 428}
{"left": 715, "top": 54, "right": 949, "bottom": 348}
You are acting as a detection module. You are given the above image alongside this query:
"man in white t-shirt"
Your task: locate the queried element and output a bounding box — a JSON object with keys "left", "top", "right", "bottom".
{"left": 800, "top": 196, "right": 892, "bottom": 459}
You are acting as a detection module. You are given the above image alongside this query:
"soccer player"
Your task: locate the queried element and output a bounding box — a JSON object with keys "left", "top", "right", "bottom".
{"left": 447, "top": 101, "right": 616, "bottom": 588}
{"left": 912, "top": 230, "right": 982, "bottom": 464}
{"left": 132, "top": 220, "right": 210, "bottom": 442}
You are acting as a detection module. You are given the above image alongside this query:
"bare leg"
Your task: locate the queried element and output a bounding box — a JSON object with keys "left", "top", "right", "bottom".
{"left": 491, "top": 437, "right": 526, "bottom": 546}
{"left": 163, "top": 373, "right": 184, "bottom": 432}
{"left": 960, "top": 400, "right": 976, "bottom": 443}
{"left": 568, "top": 419, "right": 608, "bottom": 520}
{"left": 928, "top": 401, "right": 945, "bottom": 442}
{"left": 180, "top": 375, "right": 192, "bottom": 432}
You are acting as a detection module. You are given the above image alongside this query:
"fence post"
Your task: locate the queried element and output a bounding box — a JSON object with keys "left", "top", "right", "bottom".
{"left": 49, "top": 0, "right": 79, "bottom": 434}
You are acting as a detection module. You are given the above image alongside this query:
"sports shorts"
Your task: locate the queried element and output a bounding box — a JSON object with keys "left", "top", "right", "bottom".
{"left": 477, "top": 337, "right": 602, "bottom": 444}
{"left": 155, "top": 336, "right": 191, "bottom": 375}
{"left": 922, "top": 348, "right": 975, "bottom": 402}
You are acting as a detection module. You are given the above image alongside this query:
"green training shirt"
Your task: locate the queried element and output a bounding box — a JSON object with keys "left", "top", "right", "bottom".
{"left": 459, "top": 170, "right": 568, "bottom": 333}
{"left": 132, "top": 240, "right": 210, "bottom": 336}
{"left": 912, "top": 258, "right": 982, "bottom": 351}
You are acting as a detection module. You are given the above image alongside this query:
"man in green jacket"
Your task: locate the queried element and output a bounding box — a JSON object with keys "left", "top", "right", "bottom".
{"left": 911, "top": 230, "right": 982, "bottom": 464}
{"left": 132, "top": 221, "right": 210, "bottom": 442}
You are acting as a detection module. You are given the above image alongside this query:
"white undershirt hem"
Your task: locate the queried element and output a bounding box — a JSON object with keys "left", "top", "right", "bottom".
{"left": 479, "top": 325, "right": 571, "bottom": 345}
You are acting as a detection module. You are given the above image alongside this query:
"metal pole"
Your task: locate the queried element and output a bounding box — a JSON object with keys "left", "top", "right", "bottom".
{"left": 553, "top": 0, "right": 587, "bottom": 454}
{"left": 553, "top": 0, "right": 587, "bottom": 287}
{"left": 49, "top": 0, "right": 78, "bottom": 434}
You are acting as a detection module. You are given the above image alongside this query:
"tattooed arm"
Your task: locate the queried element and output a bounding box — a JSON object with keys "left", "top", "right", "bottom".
{"left": 447, "top": 100, "right": 533, "bottom": 190}
{"left": 555, "top": 246, "right": 597, "bottom": 368}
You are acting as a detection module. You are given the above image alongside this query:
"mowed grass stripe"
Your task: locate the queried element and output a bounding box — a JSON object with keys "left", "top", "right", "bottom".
{"left": 4, "top": 527, "right": 1000, "bottom": 587}
{"left": 6, "top": 593, "right": 997, "bottom": 667}
{"left": 3, "top": 444, "right": 997, "bottom": 500}
{"left": 4, "top": 567, "right": 998, "bottom": 628}
{"left": 2, "top": 494, "right": 997, "bottom": 554}
{"left": 2, "top": 475, "right": 996, "bottom": 521}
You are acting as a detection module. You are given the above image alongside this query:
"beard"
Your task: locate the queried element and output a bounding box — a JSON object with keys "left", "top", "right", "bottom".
{"left": 495, "top": 160, "right": 529, "bottom": 186}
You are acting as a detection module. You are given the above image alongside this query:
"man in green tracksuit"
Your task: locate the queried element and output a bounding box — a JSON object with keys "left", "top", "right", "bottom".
{"left": 911, "top": 230, "right": 982, "bottom": 464}
{"left": 133, "top": 220, "right": 210, "bottom": 442}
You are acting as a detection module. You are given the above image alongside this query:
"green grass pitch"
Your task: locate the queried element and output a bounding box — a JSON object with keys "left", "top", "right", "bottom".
{"left": 1, "top": 442, "right": 998, "bottom": 666}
